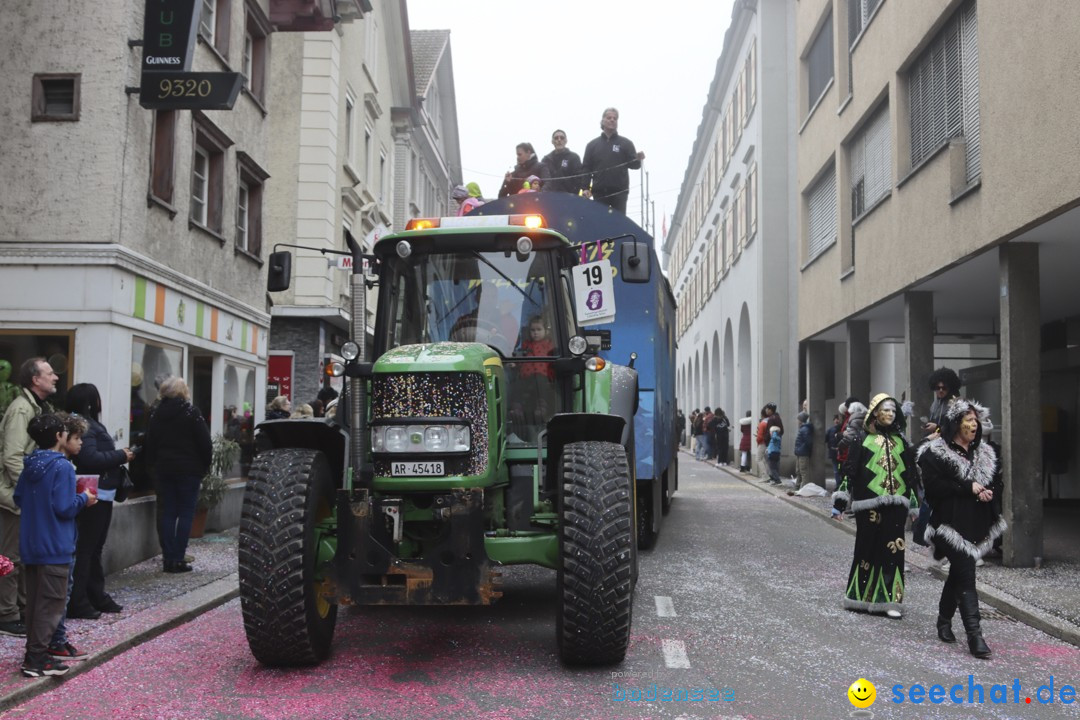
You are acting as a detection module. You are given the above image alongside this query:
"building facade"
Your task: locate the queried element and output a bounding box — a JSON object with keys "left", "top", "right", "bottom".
{"left": 265, "top": 2, "right": 461, "bottom": 409}
{"left": 0, "top": 0, "right": 299, "bottom": 478}
{"left": 795, "top": 0, "right": 1080, "bottom": 565}
{"left": 664, "top": 0, "right": 798, "bottom": 469}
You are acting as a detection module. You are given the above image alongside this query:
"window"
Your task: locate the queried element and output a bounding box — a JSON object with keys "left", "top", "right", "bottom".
{"left": 364, "top": 125, "right": 372, "bottom": 183}
{"left": 731, "top": 191, "right": 741, "bottom": 256}
{"left": 908, "top": 1, "right": 980, "bottom": 182}
{"left": 344, "top": 94, "right": 356, "bottom": 167}
{"left": 200, "top": 0, "right": 231, "bottom": 58}
{"left": 242, "top": 0, "right": 270, "bottom": 103}
{"left": 31, "top": 73, "right": 80, "bottom": 121}
{"left": 736, "top": 184, "right": 747, "bottom": 249}
{"left": 130, "top": 337, "right": 184, "bottom": 454}
{"left": 807, "top": 12, "right": 834, "bottom": 111}
{"left": 850, "top": 105, "right": 890, "bottom": 219}
{"left": 237, "top": 152, "right": 269, "bottom": 257}
{"left": 848, "top": 0, "right": 883, "bottom": 47}
{"left": 745, "top": 162, "right": 758, "bottom": 244}
{"left": 807, "top": 166, "right": 837, "bottom": 260}
{"left": 379, "top": 150, "right": 388, "bottom": 205}
{"left": 364, "top": 15, "right": 380, "bottom": 84}
{"left": 191, "top": 114, "right": 233, "bottom": 235}
{"left": 192, "top": 147, "right": 210, "bottom": 226}
{"left": 746, "top": 39, "right": 757, "bottom": 121}
{"left": 237, "top": 181, "right": 249, "bottom": 249}
{"left": 150, "top": 110, "right": 177, "bottom": 204}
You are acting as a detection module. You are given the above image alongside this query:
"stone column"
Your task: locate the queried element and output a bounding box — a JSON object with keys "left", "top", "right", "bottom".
{"left": 1000, "top": 243, "right": 1042, "bottom": 567}
{"left": 904, "top": 291, "right": 934, "bottom": 441}
{"left": 805, "top": 340, "right": 831, "bottom": 487}
{"left": 846, "top": 320, "right": 870, "bottom": 404}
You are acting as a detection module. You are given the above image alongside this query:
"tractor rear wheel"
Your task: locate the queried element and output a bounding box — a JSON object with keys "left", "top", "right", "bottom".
{"left": 239, "top": 448, "right": 337, "bottom": 666}
{"left": 557, "top": 441, "right": 634, "bottom": 665}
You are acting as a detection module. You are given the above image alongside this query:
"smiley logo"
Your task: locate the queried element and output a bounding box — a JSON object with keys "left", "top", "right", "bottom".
{"left": 848, "top": 678, "right": 876, "bottom": 708}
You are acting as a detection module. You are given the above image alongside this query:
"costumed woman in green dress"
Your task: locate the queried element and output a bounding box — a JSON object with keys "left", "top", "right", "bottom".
{"left": 833, "top": 393, "right": 919, "bottom": 619}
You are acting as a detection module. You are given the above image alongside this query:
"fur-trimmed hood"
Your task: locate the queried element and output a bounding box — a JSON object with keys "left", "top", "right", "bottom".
{"left": 939, "top": 397, "right": 992, "bottom": 447}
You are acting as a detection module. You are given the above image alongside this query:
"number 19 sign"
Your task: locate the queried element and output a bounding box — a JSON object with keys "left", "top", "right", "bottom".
{"left": 573, "top": 259, "right": 616, "bottom": 325}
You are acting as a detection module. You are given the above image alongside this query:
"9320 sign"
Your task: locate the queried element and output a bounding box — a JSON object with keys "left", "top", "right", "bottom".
{"left": 139, "top": 71, "right": 243, "bottom": 110}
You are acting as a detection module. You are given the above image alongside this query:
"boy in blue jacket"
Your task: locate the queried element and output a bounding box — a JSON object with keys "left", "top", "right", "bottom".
{"left": 13, "top": 413, "right": 96, "bottom": 677}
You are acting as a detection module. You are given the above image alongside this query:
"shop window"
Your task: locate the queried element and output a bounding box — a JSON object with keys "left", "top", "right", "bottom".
{"left": 0, "top": 331, "right": 74, "bottom": 415}
{"left": 129, "top": 338, "right": 184, "bottom": 447}
{"left": 224, "top": 362, "right": 256, "bottom": 477}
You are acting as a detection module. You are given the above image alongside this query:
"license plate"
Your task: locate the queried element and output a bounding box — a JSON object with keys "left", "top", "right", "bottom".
{"left": 391, "top": 461, "right": 444, "bottom": 477}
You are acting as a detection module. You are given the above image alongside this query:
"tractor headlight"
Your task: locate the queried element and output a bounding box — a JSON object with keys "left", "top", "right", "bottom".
{"left": 371, "top": 422, "right": 471, "bottom": 454}
{"left": 384, "top": 426, "right": 408, "bottom": 452}
{"left": 424, "top": 426, "right": 449, "bottom": 451}
{"left": 451, "top": 425, "right": 470, "bottom": 452}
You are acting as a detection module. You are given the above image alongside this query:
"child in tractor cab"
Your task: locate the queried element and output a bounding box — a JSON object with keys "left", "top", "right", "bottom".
{"left": 508, "top": 316, "right": 557, "bottom": 441}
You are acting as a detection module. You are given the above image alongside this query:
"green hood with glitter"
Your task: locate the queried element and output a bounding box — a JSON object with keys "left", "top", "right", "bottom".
{"left": 374, "top": 342, "right": 501, "bottom": 373}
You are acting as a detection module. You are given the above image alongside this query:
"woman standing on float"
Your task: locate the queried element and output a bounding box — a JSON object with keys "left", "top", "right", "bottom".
{"left": 917, "top": 399, "right": 1005, "bottom": 658}
{"left": 834, "top": 393, "right": 919, "bottom": 619}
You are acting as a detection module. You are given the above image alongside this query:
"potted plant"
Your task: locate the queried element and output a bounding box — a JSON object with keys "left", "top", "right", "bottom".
{"left": 191, "top": 434, "right": 241, "bottom": 537}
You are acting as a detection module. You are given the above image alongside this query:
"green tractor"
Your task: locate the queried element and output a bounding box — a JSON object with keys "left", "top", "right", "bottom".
{"left": 241, "top": 213, "right": 641, "bottom": 666}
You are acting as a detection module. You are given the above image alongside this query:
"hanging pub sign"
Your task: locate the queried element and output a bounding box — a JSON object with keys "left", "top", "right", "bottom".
{"left": 139, "top": 71, "right": 244, "bottom": 111}
{"left": 138, "top": 0, "right": 243, "bottom": 111}
{"left": 141, "top": 0, "right": 199, "bottom": 71}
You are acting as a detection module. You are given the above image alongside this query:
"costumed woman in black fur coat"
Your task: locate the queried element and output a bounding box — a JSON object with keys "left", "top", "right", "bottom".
{"left": 833, "top": 393, "right": 919, "bottom": 619}
{"left": 916, "top": 398, "right": 1006, "bottom": 659}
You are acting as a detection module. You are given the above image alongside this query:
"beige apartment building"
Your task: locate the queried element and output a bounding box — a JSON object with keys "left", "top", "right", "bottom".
{"left": 795, "top": 0, "right": 1080, "bottom": 566}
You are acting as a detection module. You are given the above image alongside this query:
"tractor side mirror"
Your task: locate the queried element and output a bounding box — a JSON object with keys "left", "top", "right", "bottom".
{"left": 620, "top": 240, "right": 650, "bottom": 283}
{"left": 267, "top": 251, "right": 292, "bottom": 292}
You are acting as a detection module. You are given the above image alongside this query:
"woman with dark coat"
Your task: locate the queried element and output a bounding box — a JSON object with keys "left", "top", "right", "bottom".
{"left": 498, "top": 142, "right": 546, "bottom": 198}
{"left": 144, "top": 376, "right": 212, "bottom": 573}
{"left": 65, "top": 383, "right": 134, "bottom": 618}
{"left": 917, "top": 398, "right": 1005, "bottom": 658}
{"left": 834, "top": 393, "right": 919, "bottom": 619}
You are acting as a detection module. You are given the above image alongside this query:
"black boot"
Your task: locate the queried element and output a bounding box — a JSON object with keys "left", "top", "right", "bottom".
{"left": 937, "top": 579, "right": 957, "bottom": 643}
{"left": 936, "top": 616, "right": 956, "bottom": 643}
{"left": 958, "top": 590, "right": 991, "bottom": 658}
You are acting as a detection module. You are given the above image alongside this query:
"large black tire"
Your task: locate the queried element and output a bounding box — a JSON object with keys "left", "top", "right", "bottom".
{"left": 557, "top": 441, "right": 634, "bottom": 666}
{"left": 239, "top": 448, "right": 337, "bottom": 666}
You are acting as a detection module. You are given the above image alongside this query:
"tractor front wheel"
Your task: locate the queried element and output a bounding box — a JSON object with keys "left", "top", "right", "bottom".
{"left": 557, "top": 441, "right": 634, "bottom": 665}
{"left": 239, "top": 448, "right": 337, "bottom": 666}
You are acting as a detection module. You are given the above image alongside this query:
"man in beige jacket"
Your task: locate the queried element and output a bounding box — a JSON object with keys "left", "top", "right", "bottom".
{"left": 0, "top": 357, "right": 58, "bottom": 636}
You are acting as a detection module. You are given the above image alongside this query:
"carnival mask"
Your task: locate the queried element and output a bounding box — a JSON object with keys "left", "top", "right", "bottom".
{"left": 874, "top": 400, "right": 896, "bottom": 429}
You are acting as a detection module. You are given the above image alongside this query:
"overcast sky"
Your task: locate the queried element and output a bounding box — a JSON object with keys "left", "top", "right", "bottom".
{"left": 406, "top": 1, "right": 735, "bottom": 239}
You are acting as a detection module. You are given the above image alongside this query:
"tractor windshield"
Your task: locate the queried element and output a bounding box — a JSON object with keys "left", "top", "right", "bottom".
{"left": 380, "top": 245, "right": 570, "bottom": 444}
{"left": 383, "top": 248, "right": 559, "bottom": 357}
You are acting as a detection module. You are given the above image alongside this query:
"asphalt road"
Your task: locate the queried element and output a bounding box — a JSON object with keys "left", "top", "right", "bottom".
{"left": 5, "top": 459, "right": 1080, "bottom": 719}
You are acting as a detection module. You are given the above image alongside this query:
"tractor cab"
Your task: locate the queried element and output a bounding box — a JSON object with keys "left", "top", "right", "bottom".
{"left": 373, "top": 215, "right": 585, "bottom": 446}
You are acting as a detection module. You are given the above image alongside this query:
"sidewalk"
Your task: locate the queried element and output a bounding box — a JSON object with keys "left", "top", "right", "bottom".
{"left": 0, "top": 529, "right": 239, "bottom": 712}
{"left": 685, "top": 449, "right": 1080, "bottom": 649}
